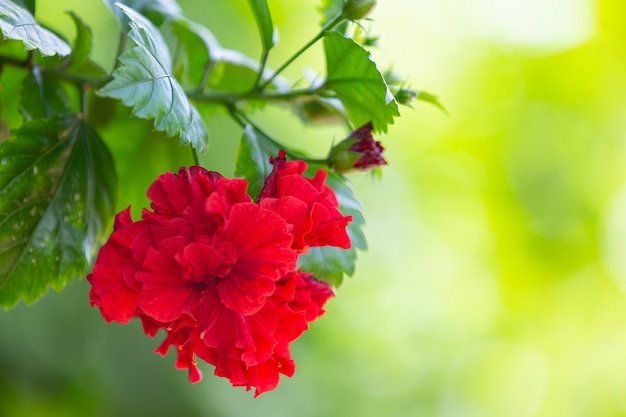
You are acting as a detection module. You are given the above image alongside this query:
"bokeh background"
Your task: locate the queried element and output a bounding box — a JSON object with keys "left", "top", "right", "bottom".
{"left": 3, "top": 0, "right": 626, "bottom": 416}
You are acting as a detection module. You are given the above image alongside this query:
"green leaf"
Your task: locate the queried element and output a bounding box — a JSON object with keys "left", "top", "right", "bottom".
{"left": 64, "top": 11, "right": 108, "bottom": 80}
{"left": 0, "top": 0, "right": 70, "bottom": 57}
{"left": 209, "top": 49, "right": 268, "bottom": 93}
{"left": 235, "top": 124, "right": 282, "bottom": 200}
{"left": 171, "top": 17, "right": 284, "bottom": 94}
{"left": 298, "top": 246, "right": 356, "bottom": 287}
{"left": 21, "top": 0, "right": 33, "bottom": 13}
{"left": 18, "top": 68, "right": 70, "bottom": 120}
{"left": 66, "top": 11, "right": 92, "bottom": 70}
{"left": 234, "top": 124, "right": 312, "bottom": 199}
{"left": 98, "top": 3, "right": 208, "bottom": 151}
{"left": 416, "top": 90, "right": 448, "bottom": 114}
{"left": 103, "top": 0, "right": 182, "bottom": 25}
{"left": 171, "top": 17, "right": 222, "bottom": 89}
{"left": 324, "top": 31, "right": 399, "bottom": 133}
{"left": 10, "top": 0, "right": 34, "bottom": 14}
{"left": 0, "top": 115, "right": 118, "bottom": 309}
{"left": 247, "top": 0, "right": 276, "bottom": 53}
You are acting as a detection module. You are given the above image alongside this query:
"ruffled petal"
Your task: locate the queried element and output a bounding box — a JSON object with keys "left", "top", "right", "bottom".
{"left": 216, "top": 203, "right": 296, "bottom": 314}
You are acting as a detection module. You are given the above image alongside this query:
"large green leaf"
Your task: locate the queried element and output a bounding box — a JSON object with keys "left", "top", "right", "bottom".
{"left": 247, "top": 0, "right": 276, "bottom": 53}
{"left": 0, "top": 0, "right": 70, "bottom": 57}
{"left": 323, "top": 31, "right": 399, "bottom": 133}
{"left": 98, "top": 3, "right": 208, "bottom": 151}
{"left": 0, "top": 115, "right": 118, "bottom": 309}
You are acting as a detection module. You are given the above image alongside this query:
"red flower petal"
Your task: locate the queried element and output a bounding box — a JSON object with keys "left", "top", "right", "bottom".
{"left": 137, "top": 239, "right": 222, "bottom": 322}
{"left": 197, "top": 288, "right": 277, "bottom": 366}
{"left": 87, "top": 208, "right": 146, "bottom": 324}
{"left": 216, "top": 203, "right": 296, "bottom": 315}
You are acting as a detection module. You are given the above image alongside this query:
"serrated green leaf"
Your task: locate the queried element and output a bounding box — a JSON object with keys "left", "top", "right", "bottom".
{"left": 324, "top": 31, "right": 399, "bottom": 133}
{"left": 0, "top": 0, "right": 70, "bottom": 57}
{"left": 235, "top": 124, "right": 282, "bottom": 200}
{"left": 66, "top": 11, "right": 92, "bottom": 70}
{"left": 0, "top": 115, "right": 118, "bottom": 309}
{"left": 98, "top": 3, "right": 208, "bottom": 151}
{"left": 18, "top": 68, "right": 70, "bottom": 120}
{"left": 103, "top": 0, "right": 182, "bottom": 25}
{"left": 247, "top": 0, "right": 276, "bottom": 53}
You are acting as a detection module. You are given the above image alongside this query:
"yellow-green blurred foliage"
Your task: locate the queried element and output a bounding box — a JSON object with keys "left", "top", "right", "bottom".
{"left": 3, "top": 0, "right": 626, "bottom": 416}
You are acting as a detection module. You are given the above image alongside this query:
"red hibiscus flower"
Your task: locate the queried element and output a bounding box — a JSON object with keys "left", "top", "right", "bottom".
{"left": 88, "top": 155, "right": 347, "bottom": 396}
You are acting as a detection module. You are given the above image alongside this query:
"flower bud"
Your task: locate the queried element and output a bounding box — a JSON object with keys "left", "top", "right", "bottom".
{"left": 329, "top": 121, "right": 387, "bottom": 173}
{"left": 343, "top": 0, "right": 377, "bottom": 20}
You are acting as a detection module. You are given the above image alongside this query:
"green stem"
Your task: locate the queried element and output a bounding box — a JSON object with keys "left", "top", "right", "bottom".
{"left": 41, "top": 67, "right": 112, "bottom": 88}
{"left": 227, "top": 105, "right": 328, "bottom": 164}
{"left": 0, "top": 53, "right": 30, "bottom": 67}
{"left": 258, "top": 11, "right": 345, "bottom": 91}
{"left": 299, "top": 157, "right": 330, "bottom": 166}
{"left": 187, "top": 85, "right": 324, "bottom": 104}
{"left": 251, "top": 49, "right": 270, "bottom": 93}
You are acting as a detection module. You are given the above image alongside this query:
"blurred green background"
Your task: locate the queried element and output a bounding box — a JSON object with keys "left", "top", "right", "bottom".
{"left": 3, "top": 0, "right": 626, "bottom": 416}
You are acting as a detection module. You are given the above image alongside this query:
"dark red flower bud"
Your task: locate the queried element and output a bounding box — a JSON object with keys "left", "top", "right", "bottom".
{"left": 329, "top": 121, "right": 387, "bottom": 173}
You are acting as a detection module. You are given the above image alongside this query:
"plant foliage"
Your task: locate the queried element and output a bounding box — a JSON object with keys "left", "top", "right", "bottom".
{"left": 0, "top": 0, "right": 427, "bottom": 308}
